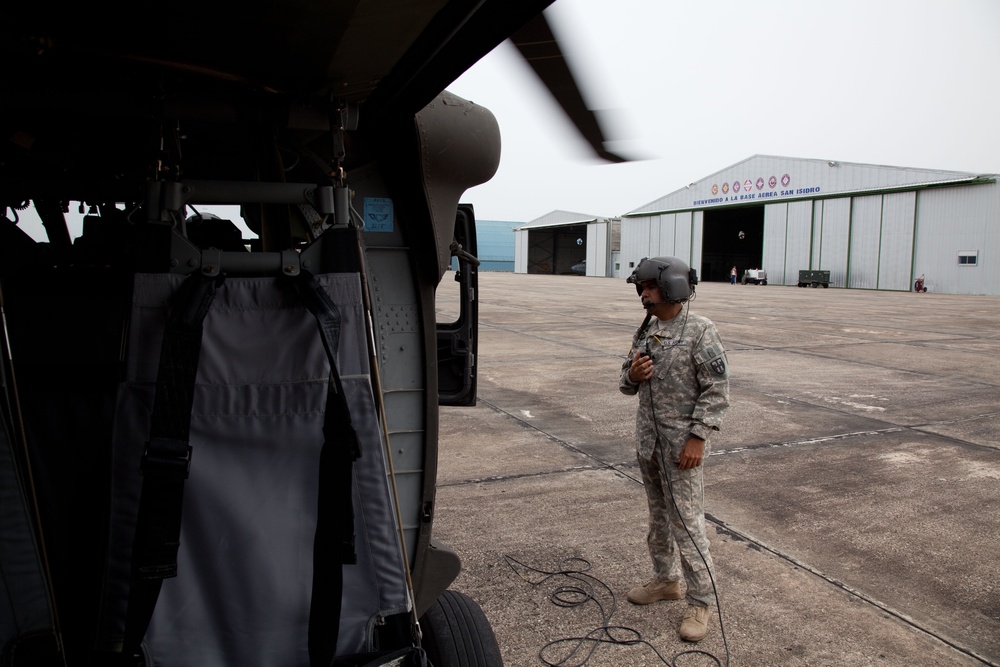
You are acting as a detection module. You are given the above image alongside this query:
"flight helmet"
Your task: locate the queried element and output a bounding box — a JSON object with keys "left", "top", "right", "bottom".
{"left": 626, "top": 256, "right": 698, "bottom": 303}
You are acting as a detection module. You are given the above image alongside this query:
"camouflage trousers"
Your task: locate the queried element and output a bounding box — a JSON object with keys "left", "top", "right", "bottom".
{"left": 637, "top": 444, "right": 716, "bottom": 607}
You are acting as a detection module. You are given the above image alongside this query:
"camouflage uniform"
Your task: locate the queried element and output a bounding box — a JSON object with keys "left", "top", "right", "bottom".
{"left": 619, "top": 308, "right": 729, "bottom": 607}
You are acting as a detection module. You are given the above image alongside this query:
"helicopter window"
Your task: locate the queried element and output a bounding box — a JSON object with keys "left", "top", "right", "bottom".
{"left": 10, "top": 202, "right": 256, "bottom": 245}
{"left": 12, "top": 201, "right": 88, "bottom": 242}
{"left": 435, "top": 267, "right": 462, "bottom": 325}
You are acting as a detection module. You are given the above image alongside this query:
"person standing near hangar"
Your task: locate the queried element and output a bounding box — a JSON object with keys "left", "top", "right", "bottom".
{"left": 618, "top": 256, "right": 730, "bottom": 642}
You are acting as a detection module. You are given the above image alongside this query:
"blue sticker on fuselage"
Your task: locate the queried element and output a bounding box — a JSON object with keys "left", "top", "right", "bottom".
{"left": 364, "top": 197, "right": 394, "bottom": 232}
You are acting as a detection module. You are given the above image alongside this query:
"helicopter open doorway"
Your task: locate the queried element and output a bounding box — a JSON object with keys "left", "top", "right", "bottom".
{"left": 701, "top": 205, "right": 765, "bottom": 282}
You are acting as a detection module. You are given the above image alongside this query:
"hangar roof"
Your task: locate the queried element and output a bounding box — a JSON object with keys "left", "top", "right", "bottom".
{"left": 625, "top": 154, "right": 995, "bottom": 217}
{"left": 514, "top": 209, "right": 603, "bottom": 230}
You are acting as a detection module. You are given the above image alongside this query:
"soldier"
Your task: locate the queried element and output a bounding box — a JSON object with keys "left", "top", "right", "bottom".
{"left": 619, "top": 256, "right": 730, "bottom": 643}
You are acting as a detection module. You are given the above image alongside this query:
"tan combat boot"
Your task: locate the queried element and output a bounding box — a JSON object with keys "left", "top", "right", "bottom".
{"left": 679, "top": 604, "right": 710, "bottom": 642}
{"left": 626, "top": 579, "right": 683, "bottom": 605}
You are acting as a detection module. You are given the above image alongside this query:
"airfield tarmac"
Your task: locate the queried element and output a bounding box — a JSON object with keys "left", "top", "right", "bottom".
{"left": 432, "top": 272, "right": 1000, "bottom": 667}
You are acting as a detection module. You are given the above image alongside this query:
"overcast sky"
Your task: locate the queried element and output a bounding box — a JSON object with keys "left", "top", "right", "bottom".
{"left": 445, "top": 0, "right": 1000, "bottom": 223}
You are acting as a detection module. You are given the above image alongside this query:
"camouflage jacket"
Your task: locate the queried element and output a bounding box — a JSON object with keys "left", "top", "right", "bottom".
{"left": 619, "top": 310, "right": 730, "bottom": 460}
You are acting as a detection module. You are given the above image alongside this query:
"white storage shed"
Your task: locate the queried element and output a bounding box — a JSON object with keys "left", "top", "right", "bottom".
{"left": 513, "top": 210, "right": 620, "bottom": 277}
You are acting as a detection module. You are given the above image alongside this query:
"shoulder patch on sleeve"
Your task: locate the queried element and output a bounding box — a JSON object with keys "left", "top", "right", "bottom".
{"left": 693, "top": 341, "right": 724, "bottom": 365}
{"left": 694, "top": 341, "right": 729, "bottom": 377}
{"left": 709, "top": 355, "right": 728, "bottom": 376}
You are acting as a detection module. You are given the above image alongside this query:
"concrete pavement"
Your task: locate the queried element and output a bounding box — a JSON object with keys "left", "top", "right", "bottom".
{"left": 433, "top": 272, "right": 1000, "bottom": 667}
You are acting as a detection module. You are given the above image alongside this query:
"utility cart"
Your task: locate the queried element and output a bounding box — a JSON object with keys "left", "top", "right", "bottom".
{"left": 797, "top": 270, "right": 830, "bottom": 288}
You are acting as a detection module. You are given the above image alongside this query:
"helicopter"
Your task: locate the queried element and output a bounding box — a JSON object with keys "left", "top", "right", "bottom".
{"left": 0, "top": 1, "right": 624, "bottom": 665}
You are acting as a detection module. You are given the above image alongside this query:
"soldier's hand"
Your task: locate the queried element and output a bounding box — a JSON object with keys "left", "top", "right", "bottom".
{"left": 629, "top": 352, "right": 654, "bottom": 383}
{"left": 678, "top": 437, "right": 705, "bottom": 470}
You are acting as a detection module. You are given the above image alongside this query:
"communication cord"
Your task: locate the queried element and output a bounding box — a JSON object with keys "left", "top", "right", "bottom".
{"left": 505, "top": 554, "right": 689, "bottom": 667}
{"left": 504, "top": 551, "right": 725, "bottom": 667}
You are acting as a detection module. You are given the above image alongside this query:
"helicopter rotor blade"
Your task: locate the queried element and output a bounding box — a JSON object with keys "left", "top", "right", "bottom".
{"left": 509, "top": 11, "right": 628, "bottom": 163}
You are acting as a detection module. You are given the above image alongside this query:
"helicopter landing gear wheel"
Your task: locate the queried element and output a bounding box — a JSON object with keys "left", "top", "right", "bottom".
{"left": 420, "top": 590, "right": 503, "bottom": 667}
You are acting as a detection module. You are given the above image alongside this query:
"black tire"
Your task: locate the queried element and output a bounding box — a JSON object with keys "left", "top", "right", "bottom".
{"left": 420, "top": 590, "right": 503, "bottom": 667}
{"left": 811, "top": 282, "right": 818, "bottom": 288}
{"left": 822, "top": 283, "right": 829, "bottom": 288}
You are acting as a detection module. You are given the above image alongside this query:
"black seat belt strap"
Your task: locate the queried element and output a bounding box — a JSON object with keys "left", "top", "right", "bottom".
{"left": 290, "top": 271, "right": 362, "bottom": 667}
{"left": 120, "top": 272, "right": 221, "bottom": 665}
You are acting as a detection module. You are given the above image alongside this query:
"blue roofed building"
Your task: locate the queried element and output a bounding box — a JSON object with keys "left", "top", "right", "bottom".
{"left": 472, "top": 219, "right": 519, "bottom": 271}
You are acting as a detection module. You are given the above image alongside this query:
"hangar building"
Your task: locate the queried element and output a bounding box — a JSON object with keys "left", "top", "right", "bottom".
{"left": 620, "top": 155, "right": 999, "bottom": 295}
{"left": 472, "top": 219, "right": 519, "bottom": 271}
{"left": 513, "top": 210, "right": 619, "bottom": 276}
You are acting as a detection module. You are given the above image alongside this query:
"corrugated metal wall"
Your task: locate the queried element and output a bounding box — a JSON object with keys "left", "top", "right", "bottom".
{"left": 761, "top": 185, "right": 994, "bottom": 293}
{"left": 691, "top": 211, "right": 704, "bottom": 274}
{"left": 474, "top": 220, "right": 518, "bottom": 272}
{"left": 811, "top": 201, "right": 823, "bottom": 271}
{"left": 849, "top": 195, "right": 882, "bottom": 289}
{"left": 585, "top": 221, "right": 610, "bottom": 277}
{"left": 819, "top": 198, "right": 851, "bottom": 287}
{"left": 514, "top": 229, "right": 529, "bottom": 273}
{"left": 620, "top": 212, "right": 698, "bottom": 273}
{"left": 914, "top": 184, "right": 1000, "bottom": 294}
{"left": 785, "top": 201, "right": 813, "bottom": 285}
{"left": 620, "top": 215, "right": 651, "bottom": 275}
{"left": 762, "top": 204, "right": 787, "bottom": 283}
{"left": 878, "top": 192, "right": 916, "bottom": 291}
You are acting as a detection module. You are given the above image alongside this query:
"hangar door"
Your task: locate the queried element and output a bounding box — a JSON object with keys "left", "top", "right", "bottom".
{"left": 701, "top": 206, "right": 764, "bottom": 282}
{"left": 526, "top": 224, "right": 588, "bottom": 275}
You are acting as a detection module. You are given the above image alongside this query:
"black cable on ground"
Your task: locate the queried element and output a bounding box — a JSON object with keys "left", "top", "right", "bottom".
{"left": 504, "top": 555, "right": 726, "bottom": 667}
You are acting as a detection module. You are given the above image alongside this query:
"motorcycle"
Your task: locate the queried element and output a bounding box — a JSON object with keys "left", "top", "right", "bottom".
{"left": 914, "top": 274, "right": 928, "bottom": 292}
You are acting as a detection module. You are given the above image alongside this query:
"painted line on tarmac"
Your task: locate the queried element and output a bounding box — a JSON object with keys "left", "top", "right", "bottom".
{"left": 709, "top": 518, "right": 998, "bottom": 667}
